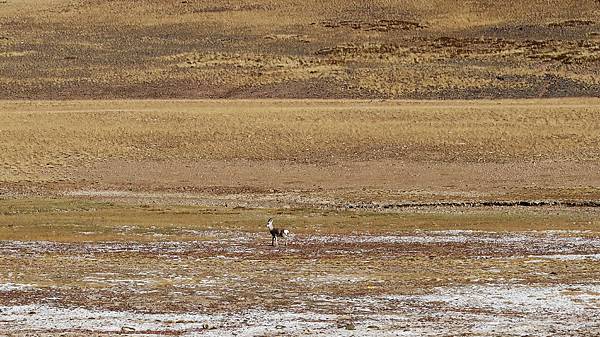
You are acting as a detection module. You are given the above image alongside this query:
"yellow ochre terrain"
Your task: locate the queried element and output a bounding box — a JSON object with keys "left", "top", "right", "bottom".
{"left": 0, "top": 0, "right": 599, "bottom": 99}
{"left": 1, "top": 2, "right": 600, "bottom": 336}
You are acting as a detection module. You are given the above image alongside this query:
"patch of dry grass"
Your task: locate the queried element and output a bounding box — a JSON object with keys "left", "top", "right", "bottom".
{"left": 1, "top": 99, "right": 598, "bottom": 205}
{"left": 1, "top": 198, "right": 598, "bottom": 243}
{"left": 1, "top": 99, "right": 599, "bottom": 184}
{"left": 1, "top": 0, "right": 599, "bottom": 98}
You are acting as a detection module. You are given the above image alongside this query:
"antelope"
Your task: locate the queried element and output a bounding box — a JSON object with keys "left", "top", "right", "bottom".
{"left": 266, "top": 218, "right": 289, "bottom": 246}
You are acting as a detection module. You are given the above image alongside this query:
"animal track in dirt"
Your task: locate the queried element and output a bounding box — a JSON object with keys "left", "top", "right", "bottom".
{"left": 168, "top": 52, "right": 323, "bottom": 71}
{"left": 321, "top": 19, "right": 426, "bottom": 32}
{"left": 315, "top": 38, "right": 600, "bottom": 65}
{"left": 343, "top": 199, "right": 600, "bottom": 210}
{"left": 189, "top": 3, "right": 269, "bottom": 13}
{"left": 316, "top": 43, "right": 402, "bottom": 56}
{"left": 263, "top": 34, "right": 311, "bottom": 43}
{"left": 549, "top": 20, "right": 597, "bottom": 28}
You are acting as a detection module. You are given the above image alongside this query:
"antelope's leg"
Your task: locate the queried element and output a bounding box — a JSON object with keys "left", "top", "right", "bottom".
{"left": 272, "top": 235, "right": 275, "bottom": 246}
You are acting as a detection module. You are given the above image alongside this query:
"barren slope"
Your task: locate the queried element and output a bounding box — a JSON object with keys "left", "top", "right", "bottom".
{"left": 1, "top": 0, "right": 599, "bottom": 99}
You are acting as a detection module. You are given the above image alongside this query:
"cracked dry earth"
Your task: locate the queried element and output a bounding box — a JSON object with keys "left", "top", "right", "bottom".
{"left": 1, "top": 215, "right": 599, "bottom": 336}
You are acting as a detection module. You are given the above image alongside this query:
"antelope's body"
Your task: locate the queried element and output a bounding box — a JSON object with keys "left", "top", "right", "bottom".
{"left": 266, "top": 218, "right": 289, "bottom": 246}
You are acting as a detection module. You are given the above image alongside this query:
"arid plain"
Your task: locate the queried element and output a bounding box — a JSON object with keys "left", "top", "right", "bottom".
{"left": 1, "top": 100, "right": 599, "bottom": 336}
{"left": 1, "top": 0, "right": 600, "bottom": 336}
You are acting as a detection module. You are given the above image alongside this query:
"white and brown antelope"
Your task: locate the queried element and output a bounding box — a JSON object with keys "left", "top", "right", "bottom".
{"left": 266, "top": 218, "right": 289, "bottom": 246}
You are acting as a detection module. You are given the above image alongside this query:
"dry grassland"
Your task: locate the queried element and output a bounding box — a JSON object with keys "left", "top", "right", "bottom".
{"left": 1, "top": 0, "right": 600, "bottom": 331}
{"left": 1, "top": 0, "right": 599, "bottom": 99}
{"left": 1, "top": 99, "right": 600, "bottom": 205}
{"left": 0, "top": 99, "right": 599, "bottom": 335}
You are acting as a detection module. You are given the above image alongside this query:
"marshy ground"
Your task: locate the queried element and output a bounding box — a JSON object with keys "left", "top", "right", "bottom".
{"left": 1, "top": 100, "right": 599, "bottom": 335}
{"left": 1, "top": 199, "right": 599, "bottom": 336}
{"left": 0, "top": 199, "right": 600, "bottom": 336}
